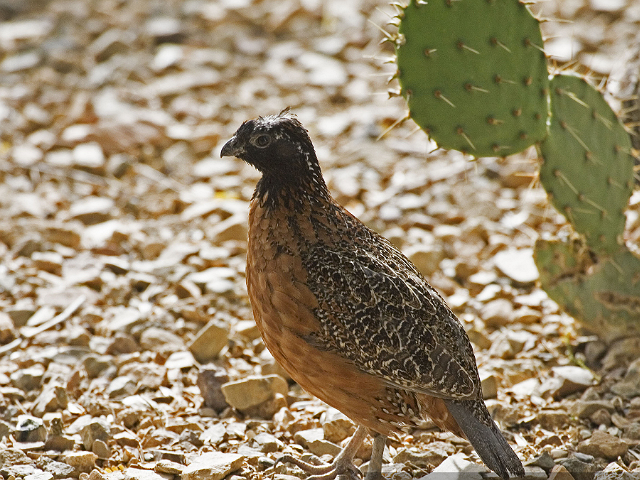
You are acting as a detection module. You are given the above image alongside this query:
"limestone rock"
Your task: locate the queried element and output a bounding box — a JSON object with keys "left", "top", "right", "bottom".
{"left": 570, "top": 400, "right": 615, "bottom": 419}
{"left": 189, "top": 319, "right": 229, "bottom": 363}
{"left": 221, "top": 375, "right": 288, "bottom": 412}
{"left": 394, "top": 442, "right": 455, "bottom": 468}
{"left": 493, "top": 248, "right": 539, "bottom": 285}
{"left": 539, "top": 366, "right": 595, "bottom": 398}
{"left": 81, "top": 419, "right": 111, "bottom": 450}
{"left": 417, "top": 452, "right": 487, "bottom": 479}
{"left": 577, "top": 431, "right": 628, "bottom": 460}
{"left": 61, "top": 452, "right": 98, "bottom": 474}
{"left": 611, "top": 358, "right": 640, "bottom": 398}
{"left": 294, "top": 428, "right": 341, "bottom": 457}
{"left": 197, "top": 367, "right": 230, "bottom": 412}
{"left": 480, "top": 298, "right": 514, "bottom": 328}
{"left": 181, "top": 452, "right": 245, "bottom": 480}
{"left": 547, "top": 465, "right": 575, "bottom": 480}
{"left": 537, "top": 410, "right": 570, "bottom": 430}
{"left": 139, "top": 327, "right": 185, "bottom": 353}
{"left": 322, "top": 408, "right": 355, "bottom": 444}
{"left": 124, "top": 467, "right": 172, "bottom": 480}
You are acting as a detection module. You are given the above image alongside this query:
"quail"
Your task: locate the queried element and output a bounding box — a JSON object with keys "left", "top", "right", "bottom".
{"left": 221, "top": 110, "right": 524, "bottom": 480}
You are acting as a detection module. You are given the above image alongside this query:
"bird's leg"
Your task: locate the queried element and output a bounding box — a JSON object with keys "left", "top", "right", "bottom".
{"left": 365, "top": 432, "right": 386, "bottom": 480}
{"left": 276, "top": 425, "right": 369, "bottom": 480}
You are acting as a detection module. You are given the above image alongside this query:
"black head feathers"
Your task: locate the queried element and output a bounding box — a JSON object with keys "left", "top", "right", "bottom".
{"left": 221, "top": 109, "right": 329, "bottom": 205}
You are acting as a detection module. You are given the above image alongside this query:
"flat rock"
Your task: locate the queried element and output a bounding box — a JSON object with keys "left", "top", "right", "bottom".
{"left": 322, "top": 408, "right": 355, "bottom": 443}
{"left": 480, "top": 372, "right": 498, "bottom": 400}
{"left": 164, "top": 351, "right": 197, "bottom": 369}
{"left": 252, "top": 432, "right": 282, "bottom": 453}
{"left": 81, "top": 419, "right": 111, "bottom": 450}
{"left": 11, "top": 365, "right": 45, "bottom": 391}
{"left": 1, "top": 51, "right": 41, "bottom": 73}
{"left": 92, "top": 439, "right": 110, "bottom": 458}
{"left": 1, "top": 465, "right": 40, "bottom": 479}
{"left": 526, "top": 452, "right": 556, "bottom": 470}
{"left": 623, "top": 423, "right": 640, "bottom": 440}
{"left": 139, "top": 327, "right": 185, "bottom": 353}
{"left": 595, "top": 462, "right": 637, "bottom": 480}
{"left": 547, "top": 464, "right": 575, "bottom": 480}
{"left": 577, "top": 431, "right": 628, "bottom": 460}
{"left": 186, "top": 267, "right": 236, "bottom": 294}
{"left": 493, "top": 248, "right": 538, "bottom": 285}
{"left": 69, "top": 197, "right": 115, "bottom": 225}
{"left": 570, "top": 400, "right": 615, "bottom": 419}
{"left": 293, "top": 428, "right": 341, "bottom": 457}
{"left": 155, "top": 460, "right": 185, "bottom": 475}
{"left": 0, "top": 19, "right": 53, "bottom": 44}
{"left": 83, "top": 354, "right": 115, "bottom": 378}
{"left": 189, "top": 319, "right": 229, "bottom": 363}
{"left": 611, "top": 357, "right": 640, "bottom": 398}
{"left": 60, "top": 451, "right": 97, "bottom": 474}
{"left": 42, "top": 461, "right": 75, "bottom": 478}
{"left": 181, "top": 452, "right": 245, "bottom": 480}
{"left": 480, "top": 298, "right": 514, "bottom": 328}
{"left": 558, "top": 456, "right": 601, "bottom": 480}
{"left": 293, "top": 427, "right": 324, "bottom": 447}
{"left": 417, "top": 453, "right": 487, "bottom": 480}
{"left": 512, "top": 306, "right": 542, "bottom": 324}
{"left": 539, "top": 366, "right": 595, "bottom": 398}
{"left": 0, "top": 311, "right": 16, "bottom": 343}
{"left": 0, "top": 421, "right": 10, "bottom": 440}
{"left": 44, "top": 434, "right": 75, "bottom": 451}
{"left": 73, "top": 142, "right": 105, "bottom": 169}
{"left": 15, "top": 415, "right": 47, "bottom": 442}
{"left": 589, "top": 0, "right": 626, "bottom": 12}
{"left": 124, "top": 467, "right": 172, "bottom": 480}
{"left": 202, "top": 423, "right": 226, "bottom": 445}
{"left": 537, "top": 410, "right": 570, "bottom": 430}
{"left": 221, "top": 374, "right": 288, "bottom": 411}
{"left": 107, "top": 376, "right": 137, "bottom": 399}
{"left": 394, "top": 442, "right": 455, "bottom": 468}
{"left": 32, "top": 384, "right": 69, "bottom": 417}
{"left": 197, "top": 367, "right": 229, "bottom": 412}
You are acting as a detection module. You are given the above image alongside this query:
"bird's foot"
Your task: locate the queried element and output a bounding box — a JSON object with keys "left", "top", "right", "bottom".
{"left": 275, "top": 453, "right": 362, "bottom": 480}
{"left": 276, "top": 426, "right": 371, "bottom": 480}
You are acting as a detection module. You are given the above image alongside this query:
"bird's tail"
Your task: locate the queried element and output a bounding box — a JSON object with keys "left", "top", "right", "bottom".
{"left": 444, "top": 399, "right": 524, "bottom": 479}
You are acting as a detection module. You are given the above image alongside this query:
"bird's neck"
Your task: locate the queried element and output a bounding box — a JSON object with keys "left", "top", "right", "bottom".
{"left": 253, "top": 166, "right": 331, "bottom": 212}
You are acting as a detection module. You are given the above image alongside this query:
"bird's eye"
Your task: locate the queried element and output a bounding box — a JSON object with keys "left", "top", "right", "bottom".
{"left": 252, "top": 134, "right": 271, "bottom": 148}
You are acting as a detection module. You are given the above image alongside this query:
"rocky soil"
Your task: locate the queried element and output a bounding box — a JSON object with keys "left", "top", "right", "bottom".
{"left": 0, "top": 0, "right": 640, "bottom": 479}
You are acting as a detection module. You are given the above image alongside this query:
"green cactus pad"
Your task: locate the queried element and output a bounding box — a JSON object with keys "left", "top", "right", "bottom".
{"left": 534, "top": 238, "right": 640, "bottom": 343}
{"left": 395, "top": 0, "right": 549, "bottom": 157}
{"left": 538, "top": 74, "right": 635, "bottom": 254}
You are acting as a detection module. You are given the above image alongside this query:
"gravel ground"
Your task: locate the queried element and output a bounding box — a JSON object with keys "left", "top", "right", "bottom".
{"left": 0, "top": 0, "right": 640, "bottom": 479}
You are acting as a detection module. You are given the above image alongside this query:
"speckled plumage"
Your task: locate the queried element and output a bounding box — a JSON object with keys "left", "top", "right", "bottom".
{"left": 221, "top": 110, "right": 524, "bottom": 480}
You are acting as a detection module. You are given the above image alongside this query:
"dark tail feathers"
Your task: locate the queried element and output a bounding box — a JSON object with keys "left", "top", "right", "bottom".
{"left": 444, "top": 399, "right": 524, "bottom": 479}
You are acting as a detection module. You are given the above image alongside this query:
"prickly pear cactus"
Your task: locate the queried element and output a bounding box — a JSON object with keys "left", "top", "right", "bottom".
{"left": 538, "top": 74, "right": 635, "bottom": 254}
{"left": 395, "top": 0, "right": 549, "bottom": 157}
{"left": 389, "top": 0, "right": 640, "bottom": 341}
{"left": 534, "top": 238, "right": 640, "bottom": 343}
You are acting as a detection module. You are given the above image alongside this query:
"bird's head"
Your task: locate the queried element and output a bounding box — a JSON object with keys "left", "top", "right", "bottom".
{"left": 221, "top": 109, "right": 321, "bottom": 182}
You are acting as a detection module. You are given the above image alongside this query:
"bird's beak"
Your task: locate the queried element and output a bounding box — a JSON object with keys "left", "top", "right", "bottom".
{"left": 221, "top": 136, "right": 244, "bottom": 158}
